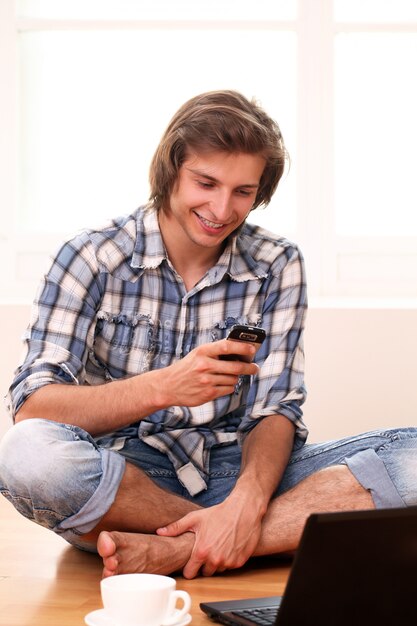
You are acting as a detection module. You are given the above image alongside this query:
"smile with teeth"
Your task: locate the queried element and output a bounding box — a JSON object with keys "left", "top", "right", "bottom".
{"left": 196, "top": 213, "right": 225, "bottom": 229}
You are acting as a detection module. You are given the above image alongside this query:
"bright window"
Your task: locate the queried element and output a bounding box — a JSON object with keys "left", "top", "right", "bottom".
{"left": 335, "top": 33, "right": 417, "bottom": 237}
{"left": 16, "top": 0, "right": 297, "bottom": 21}
{"left": 334, "top": 0, "right": 417, "bottom": 22}
{"left": 18, "top": 29, "right": 297, "bottom": 235}
{"left": 1, "top": 0, "right": 416, "bottom": 303}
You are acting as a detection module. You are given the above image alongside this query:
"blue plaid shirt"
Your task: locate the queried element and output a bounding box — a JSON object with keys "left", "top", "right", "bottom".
{"left": 7, "top": 205, "right": 308, "bottom": 495}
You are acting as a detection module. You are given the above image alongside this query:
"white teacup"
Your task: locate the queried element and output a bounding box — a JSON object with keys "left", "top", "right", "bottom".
{"left": 100, "top": 573, "right": 191, "bottom": 626}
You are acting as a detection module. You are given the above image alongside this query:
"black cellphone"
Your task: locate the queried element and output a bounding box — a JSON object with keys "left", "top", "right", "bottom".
{"left": 220, "top": 324, "right": 266, "bottom": 362}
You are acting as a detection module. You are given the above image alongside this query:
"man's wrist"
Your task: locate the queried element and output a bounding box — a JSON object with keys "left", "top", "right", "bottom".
{"left": 230, "top": 474, "right": 271, "bottom": 517}
{"left": 123, "top": 369, "right": 171, "bottom": 414}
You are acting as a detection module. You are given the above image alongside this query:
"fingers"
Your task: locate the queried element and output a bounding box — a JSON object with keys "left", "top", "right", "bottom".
{"left": 183, "top": 555, "right": 205, "bottom": 579}
{"left": 211, "top": 339, "right": 258, "bottom": 365}
{"left": 168, "top": 340, "right": 259, "bottom": 406}
{"left": 157, "top": 518, "right": 189, "bottom": 538}
{"left": 201, "top": 563, "right": 222, "bottom": 577}
{"left": 183, "top": 553, "right": 229, "bottom": 579}
{"left": 182, "top": 544, "right": 225, "bottom": 579}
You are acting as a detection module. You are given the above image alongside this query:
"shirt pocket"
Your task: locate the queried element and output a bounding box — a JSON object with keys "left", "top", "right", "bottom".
{"left": 210, "top": 315, "right": 263, "bottom": 341}
{"left": 92, "top": 311, "right": 156, "bottom": 377}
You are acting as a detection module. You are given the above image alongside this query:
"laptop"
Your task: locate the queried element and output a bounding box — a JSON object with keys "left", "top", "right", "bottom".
{"left": 200, "top": 506, "right": 417, "bottom": 626}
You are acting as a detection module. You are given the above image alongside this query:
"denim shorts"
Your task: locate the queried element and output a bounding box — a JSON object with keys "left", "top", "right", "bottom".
{"left": 1, "top": 419, "right": 417, "bottom": 549}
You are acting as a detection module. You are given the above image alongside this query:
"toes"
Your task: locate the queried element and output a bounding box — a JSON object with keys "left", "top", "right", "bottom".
{"left": 102, "top": 566, "right": 116, "bottom": 579}
{"left": 98, "top": 531, "right": 120, "bottom": 576}
{"left": 97, "top": 531, "right": 116, "bottom": 558}
{"left": 103, "top": 554, "right": 119, "bottom": 573}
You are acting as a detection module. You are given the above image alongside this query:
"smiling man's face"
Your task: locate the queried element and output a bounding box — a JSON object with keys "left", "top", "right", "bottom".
{"left": 159, "top": 150, "right": 266, "bottom": 257}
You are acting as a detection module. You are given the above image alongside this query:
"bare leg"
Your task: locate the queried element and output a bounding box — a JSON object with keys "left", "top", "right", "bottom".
{"left": 82, "top": 461, "right": 200, "bottom": 544}
{"left": 97, "top": 465, "right": 374, "bottom": 577}
{"left": 254, "top": 464, "right": 374, "bottom": 556}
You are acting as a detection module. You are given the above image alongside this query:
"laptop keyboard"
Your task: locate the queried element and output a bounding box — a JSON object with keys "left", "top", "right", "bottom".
{"left": 232, "top": 606, "right": 279, "bottom": 626}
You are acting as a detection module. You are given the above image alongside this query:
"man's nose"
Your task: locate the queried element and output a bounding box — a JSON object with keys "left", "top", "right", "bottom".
{"left": 212, "top": 190, "right": 233, "bottom": 219}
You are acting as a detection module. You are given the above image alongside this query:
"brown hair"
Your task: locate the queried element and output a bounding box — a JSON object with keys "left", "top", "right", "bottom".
{"left": 149, "top": 90, "right": 288, "bottom": 211}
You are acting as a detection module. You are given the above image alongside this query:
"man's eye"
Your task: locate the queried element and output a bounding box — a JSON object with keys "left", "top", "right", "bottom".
{"left": 198, "top": 181, "right": 214, "bottom": 189}
{"left": 237, "top": 189, "right": 252, "bottom": 197}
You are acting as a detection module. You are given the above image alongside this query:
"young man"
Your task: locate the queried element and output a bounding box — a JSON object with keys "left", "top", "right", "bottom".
{"left": 1, "top": 90, "right": 416, "bottom": 579}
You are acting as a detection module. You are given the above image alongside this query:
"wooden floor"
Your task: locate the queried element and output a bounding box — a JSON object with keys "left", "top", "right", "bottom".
{"left": 0, "top": 496, "right": 291, "bottom": 626}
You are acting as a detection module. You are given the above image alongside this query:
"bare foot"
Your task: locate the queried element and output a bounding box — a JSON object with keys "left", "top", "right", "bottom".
{"left": 97, "top": 531, "right": 194, "bottom": 578}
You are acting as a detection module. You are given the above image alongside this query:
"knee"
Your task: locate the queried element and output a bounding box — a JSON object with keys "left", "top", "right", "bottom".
{"left": 0, "top": 418, "right": 77, "bottom": 493}
{"left": 1, "top": 420, "right": 49, "bottom": 484}
{"left": 0, "top": 418, "right": 105, "bottom": 527}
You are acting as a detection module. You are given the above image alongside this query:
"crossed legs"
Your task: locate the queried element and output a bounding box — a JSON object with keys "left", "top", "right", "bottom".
{"left": 2, "top": 421, "right": 415, "bottom": 579}
{"left": 79, "top": 428, "right": 417, "bottom": 578}
{"left": 94, "top": 461, "right": 374, "bottom": 578}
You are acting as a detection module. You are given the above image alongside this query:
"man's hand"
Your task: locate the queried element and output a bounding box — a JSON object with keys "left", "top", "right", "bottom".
{"left": 156, "top": 488, "right": 264, "bottom": 579}
{"left": 162, "top": 340, "right": 259, "bottom": 408}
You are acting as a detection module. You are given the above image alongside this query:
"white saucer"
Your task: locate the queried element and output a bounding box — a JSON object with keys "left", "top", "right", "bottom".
{"left": 162, "top": 613, "right": 192, "bottom": 626}
{"left": 84, "top": 609, "right": 113, "bottom": 626}
{"left": 84, "top": 609, "right": 192, "bottom": 626}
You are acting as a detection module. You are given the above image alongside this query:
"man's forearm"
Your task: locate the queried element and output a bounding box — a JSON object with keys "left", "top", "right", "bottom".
{"left": 233, "top": 414, "right": 295, "bottom": 513}
{"left": 14, "top": 338, "right": 259, "bottom": 435}
{"left": 14, "top": 369, "right": 168, "bottom": 436}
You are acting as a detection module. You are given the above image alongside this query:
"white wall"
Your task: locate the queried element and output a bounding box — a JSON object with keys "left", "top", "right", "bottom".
{"left": 1, "top": 304, "right": 416, "bottom": 442}
{"left": 304, "top": 306, "right": 417, "bottom": 441}
{"left": 1, "top": 304, "right": 30, "bottom": 437}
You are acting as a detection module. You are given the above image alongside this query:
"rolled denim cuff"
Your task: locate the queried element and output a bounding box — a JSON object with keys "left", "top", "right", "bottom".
{"left": 345, "top": 448, "right": 405, "bottom": 508}
{"left": 56, "top": 448, "right": 126, "bottom": 541}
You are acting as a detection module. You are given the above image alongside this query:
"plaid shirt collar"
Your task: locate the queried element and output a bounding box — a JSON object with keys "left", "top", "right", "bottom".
{"left": 130, "top": 205, "right": 268, "bottom": 284}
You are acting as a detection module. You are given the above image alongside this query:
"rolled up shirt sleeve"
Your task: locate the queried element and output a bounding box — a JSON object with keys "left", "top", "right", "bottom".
{"left": 6, "top": 231, "right": 104, "bottom": 418}
{"left": 237, "top": 244, "right": 308, "bottom": 449}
